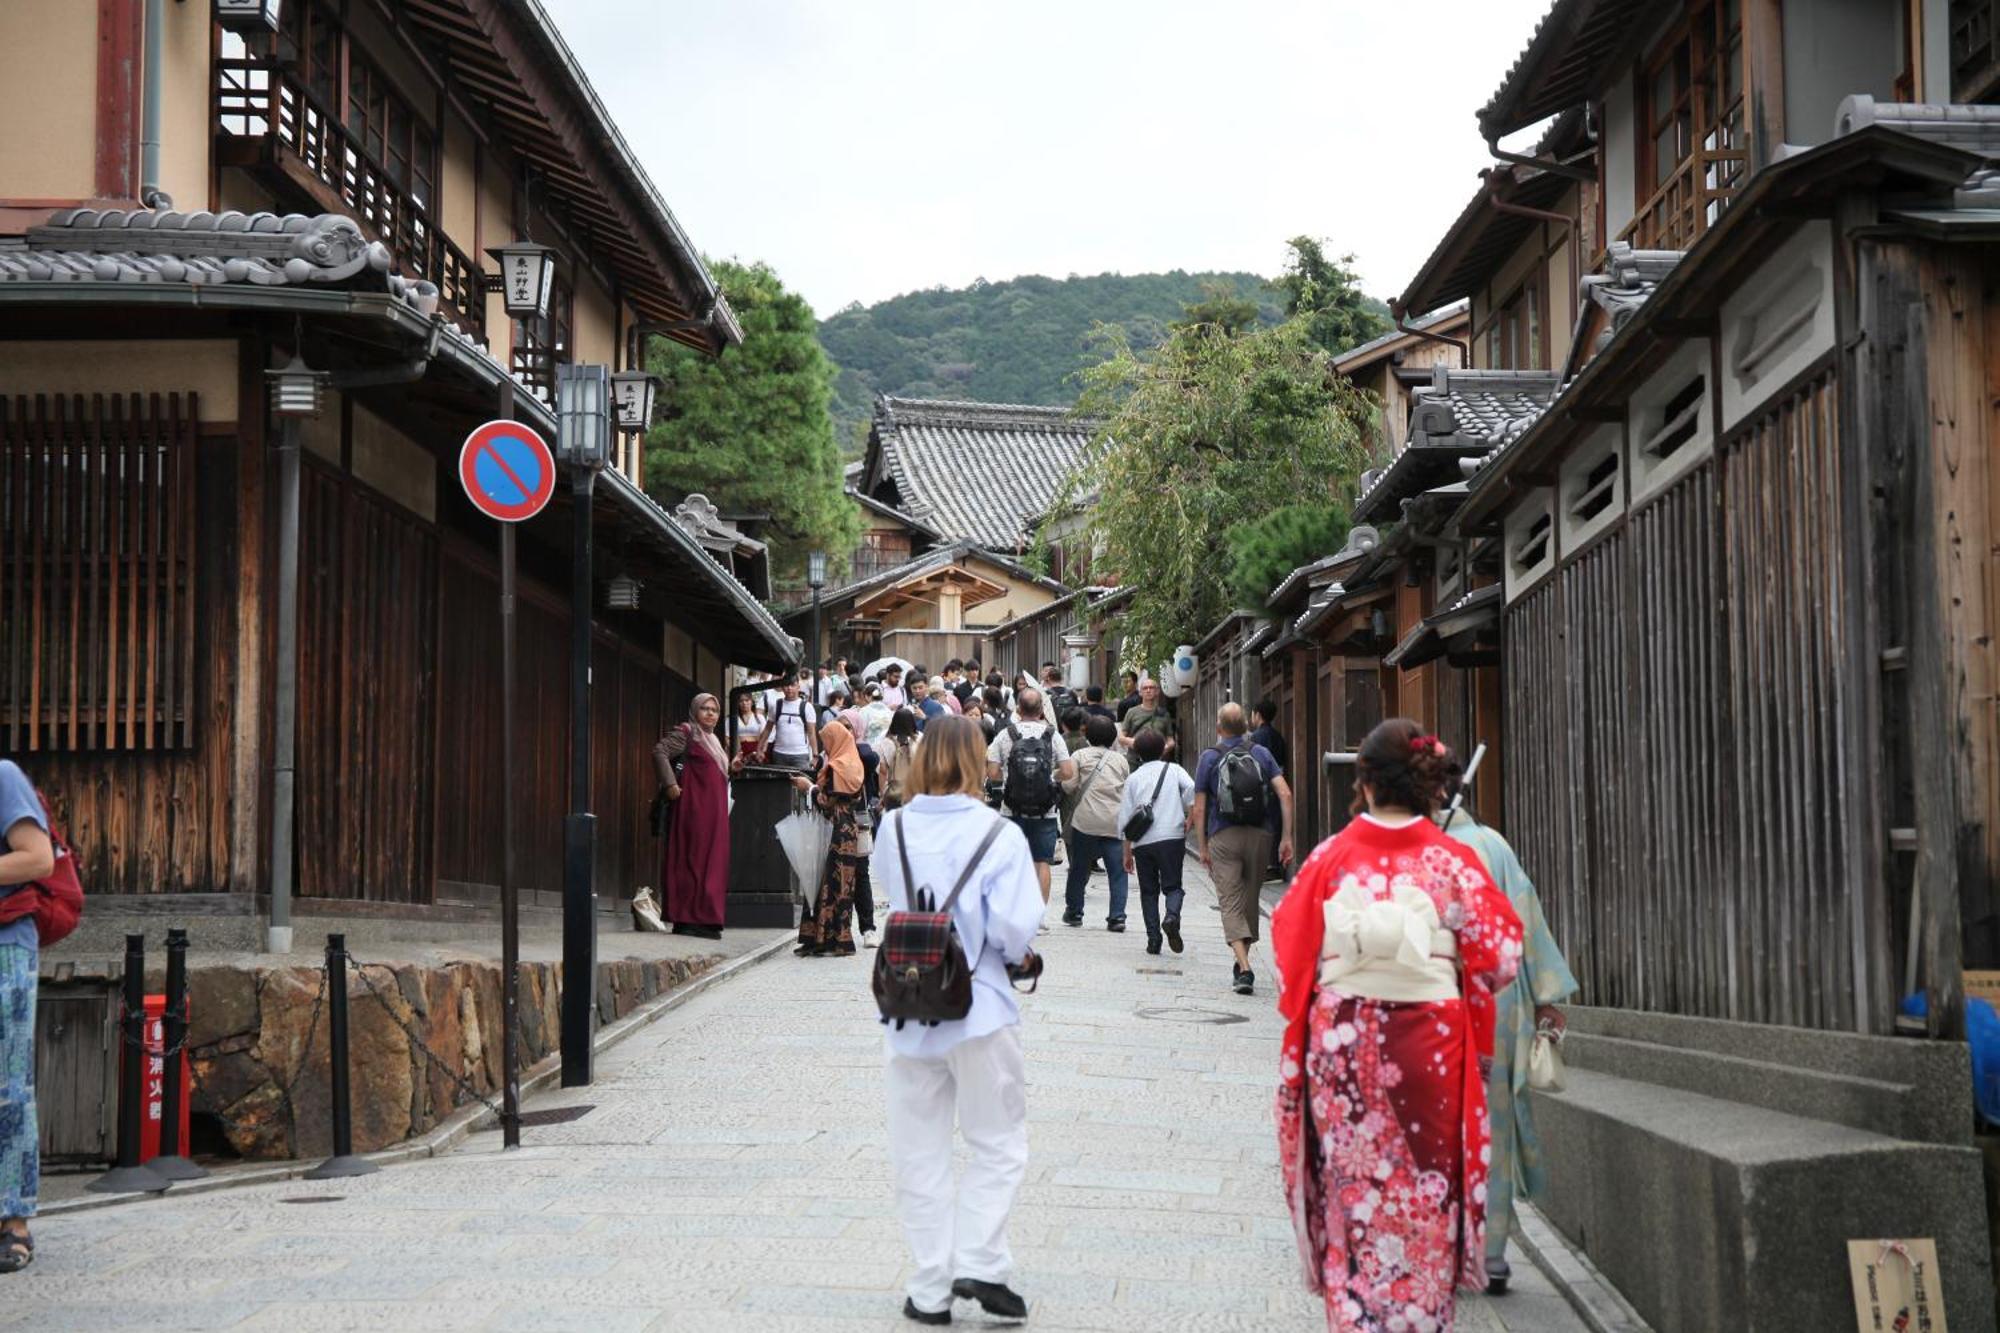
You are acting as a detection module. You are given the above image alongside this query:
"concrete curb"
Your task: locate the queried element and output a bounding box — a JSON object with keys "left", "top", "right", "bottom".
{"left": 41, "top": 930, "right": 794, "bottom": 1217}
{"left": 1513, "top": 1201, "right": 1653, "bottom": 1332}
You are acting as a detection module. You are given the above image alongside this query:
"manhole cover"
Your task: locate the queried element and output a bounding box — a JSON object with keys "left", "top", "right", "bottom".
{"left": 518, "top": 1104, "right": 596, "bottom": 1127}
{"left": 280, "top": 1196, "right": 344, "bottom": 1204}
{"left": 1134, "top": 1006, "right": 1249, "bottom": 1025}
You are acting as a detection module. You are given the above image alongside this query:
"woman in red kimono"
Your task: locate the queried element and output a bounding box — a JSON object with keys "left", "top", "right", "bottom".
{"left": 653, "top": 693, "right": 740, "bottom": 940}
{"left": 1272, "top": 720, "right": 1523, "bottom": 1332}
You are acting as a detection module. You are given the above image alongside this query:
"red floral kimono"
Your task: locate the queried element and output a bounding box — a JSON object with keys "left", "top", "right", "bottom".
{"left": 1272, "top": 815, "right": 1523, "bottom": 1332}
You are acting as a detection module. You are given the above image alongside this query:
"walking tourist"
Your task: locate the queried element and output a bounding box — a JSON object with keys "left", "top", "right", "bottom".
{"left": 986, "top": 686, "right": 1075, "bottom": 916}
{"left": 986, "top": 670, "right": 1014, "bottom": 718}
{"left": 1040, "top": 663, "right": 1076, "bottom": 721}
{"left": 1250, "top": 697, "right": 1290, "bottom": 779}
{"left": 981, "top": 685, "right": 1009, "bottom": 731}
{"left": 821, "top": 683, "right": 852, "bottom": 729}
{"left": 1117, "top": 729, "right": 1196, "bottom": 956}
{"left": 792, "top": 721, "right": 868, "bottom": 957}
{"left": 1441, "top": 780, "right": 1576, "bottom": 1294}
{"left": 1270, "top": 719, "right": 1524, "bottom": 1332}
{"left": 880, "top": 664, "right": 908, "bottom": 711}
{"left": 876, "top": 709, "right": 921, "bottom": 812}
{"left": 1082, "top": 685, "right": 1116, "bottom": 725}
{"left": 858, "top": 682, "right": 895, "bottom": 745}
{"left": 962, "top": 695, "right": 988, "bottom": 738}
{"left": 760, "top": 676, "right": 822, "bottom": 771}
{"left": 652, "top": 694, "right": 741, "bottom": 939}
{"left": 1192, "top": 702, "right": 1293, "bottom": 995}
{"left": 934, "top": 675, "right": 963, "bottom": 715}
{"left": 1118, "top": 676, "right": 1176, "bottom": 758}
{"left": 1059, "top": 715, "right": 1130, "bottom": 930}
{"left": 818, "top": 658, "right": 848, "bottom": 708}
{"left": 911, "top": 676, "right": 947, "bottom": 729}
{"left": 874, "top": 716, "right": 1042, "bottom": 1326}
{"left": 732, "top": 691, "right": 767, "bottom": 761}
{"left": 1115, "top": 669, "right": 1142, "bottom": 722}
{"left": 0, "top": 759, "right": 55, "bottom": 1275}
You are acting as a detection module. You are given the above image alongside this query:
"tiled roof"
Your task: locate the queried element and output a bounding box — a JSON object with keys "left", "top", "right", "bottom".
{"left": 1578, "top": 243, "right": 1682, "bottom": 348}
{"left": 782, "top": 539, "right": 1064, "bottom": 619}
{"left": 1352, "top": 368, "right": 1557, "bottom": 524}
{"left": 1332, "top": 302, "right": 1468, "bottom": 372}
{"left": 1477, "top": 0, "right": 1658, "bottom": 139}
{"left": 846, "top": 486, "right": 942, "bottom": 538}
{"left": 866, "top": 397, "right": 1095, "bottom": 549}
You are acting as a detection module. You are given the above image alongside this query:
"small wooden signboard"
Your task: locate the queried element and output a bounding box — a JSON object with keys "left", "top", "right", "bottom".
{"left": 1849, "top": 1238, "right": 1947, "bottom": 1333}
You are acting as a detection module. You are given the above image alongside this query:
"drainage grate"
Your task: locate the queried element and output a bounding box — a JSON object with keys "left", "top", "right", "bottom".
{"left": 517, "top": 1104, "right": 596, "bottom": 1127}
{"left": 1134, "top": 1006, "right": 1249, "bottom": 1025}
{"left": 1134, "top": 967, "right": 1184, "bottom": 976}
{"left": 280, "top": 1196, "right": 345, "bottom": 1204}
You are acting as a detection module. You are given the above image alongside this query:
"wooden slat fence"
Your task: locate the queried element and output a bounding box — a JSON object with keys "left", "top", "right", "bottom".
{"left": 1, "top": 394, "right": 198, "bottom": 754}
{"left": 1503, "top": 367, "right": 1885, "bottom": 1030}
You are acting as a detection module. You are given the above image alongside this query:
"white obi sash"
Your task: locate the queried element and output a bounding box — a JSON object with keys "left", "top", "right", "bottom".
{"left": 1318, "top": 879, "right": 1460, "bottom": 1003}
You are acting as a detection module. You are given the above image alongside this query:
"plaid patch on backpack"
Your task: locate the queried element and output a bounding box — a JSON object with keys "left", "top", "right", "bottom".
{"left": 872, "top": 810, "right": 1007, "bottom": 1029}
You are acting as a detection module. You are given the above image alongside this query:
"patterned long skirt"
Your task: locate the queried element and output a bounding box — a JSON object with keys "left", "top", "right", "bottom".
{"left": 797, "top": 797, "right": 861, "bottom": 956}
{"left": 1304, "top": 988, "right": 1482, "bottom": 1332}
{"left": 0, "top": 943, "right": 38, "bottom": 1219}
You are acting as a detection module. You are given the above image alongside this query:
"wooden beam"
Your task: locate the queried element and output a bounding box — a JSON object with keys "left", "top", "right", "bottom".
{"left": 95, "top": 0, "right": 141, "bottom": 200}
{"left": 1744, "top": 0, "right": 1786, "bottom": 174}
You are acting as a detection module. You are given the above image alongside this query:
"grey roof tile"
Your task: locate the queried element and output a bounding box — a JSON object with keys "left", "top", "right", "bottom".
{"left": 870, "top": 397, "right": 1094, "bottom": 549}
{"left": 1352, "top": 367, "right": 1556, "bottom": 523}
{"left": 1577, "top": 241, "right": 1682, "bottom": 356}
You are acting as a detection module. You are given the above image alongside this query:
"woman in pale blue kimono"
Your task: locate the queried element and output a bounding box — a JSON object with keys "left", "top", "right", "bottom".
{"left": 1442, "top": 805, "right": 1578, "bottom": 1295}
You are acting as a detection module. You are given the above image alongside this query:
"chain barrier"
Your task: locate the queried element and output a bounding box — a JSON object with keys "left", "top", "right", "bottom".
{"left": 171, "top": 962, "right": 330, "bottom": 1143}
{"left": 345, "top": 951, "right": 509, "bottom": 1123}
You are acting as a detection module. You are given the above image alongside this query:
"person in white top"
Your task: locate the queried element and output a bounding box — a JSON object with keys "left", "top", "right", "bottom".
{"left": 985, "top": 686, "right": 1076, "bottom": 910}
{"left": 874, "top": 716, "right": 1043, "bottom": 1326}
{"left": 759, "top": 676, "right": 820, "bottom": 771}
{"left": 879, "top": 664, "right": 907, "bottom": 711}
{"left": 1117, "top": 728, "right": 1198, "bottom": 956}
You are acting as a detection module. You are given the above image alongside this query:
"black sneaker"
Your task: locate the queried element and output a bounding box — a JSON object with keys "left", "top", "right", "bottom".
{"left": 951, "top": 1278, "right": 1028, "bottom": 1319}
{"left": 1232, "top": 965, "right": 1254, "bottom": 995}
{"left": 1485, "top": 1256, "right": 1512, "bottom": 1295}
{"left": 1146, "top": 937, "right": 1163, "bottom": 955}
{"left": 1061, "top": 913, "right": 1083, "bottom": 927}
{"left": 904, "top": 1298, "right": 952, "bottom": 1325}
{"left": 1163, "top": 917, "right": 1183, "bottom": 953}
{"left": 1106, "top": 918, "right": 1126, "bottom": 933}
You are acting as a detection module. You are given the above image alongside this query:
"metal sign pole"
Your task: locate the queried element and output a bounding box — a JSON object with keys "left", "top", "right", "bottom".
{"left": 561, "top": 464, "right": 597, "bottom": 1088}
{"left": 500, "top": 517, "right": 521, "bottom": 1149}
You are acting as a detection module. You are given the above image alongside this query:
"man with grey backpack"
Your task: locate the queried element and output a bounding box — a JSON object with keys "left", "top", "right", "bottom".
{"left": 1192, "top": 702, "right": 1294, "bottom": 995}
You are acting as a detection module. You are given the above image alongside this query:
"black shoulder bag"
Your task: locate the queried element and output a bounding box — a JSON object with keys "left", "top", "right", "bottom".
{"left": 1122, "top": 760, "right": 1174, "bottom": 843}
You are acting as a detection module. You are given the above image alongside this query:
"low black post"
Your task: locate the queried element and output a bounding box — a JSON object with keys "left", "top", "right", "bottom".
{"left": 306, "top": 934, "right": 378, "bottom": 1180}
{"left": 148, "top": 928, "right": 206, "bottom": 1181}
{"left": 87, "top": 934, "right": 169, "bottom": 1194}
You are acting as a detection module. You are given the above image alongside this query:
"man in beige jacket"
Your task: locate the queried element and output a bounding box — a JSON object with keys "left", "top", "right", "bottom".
{"left": 1059, "top": 715, "right": 1132, "bottom": 930}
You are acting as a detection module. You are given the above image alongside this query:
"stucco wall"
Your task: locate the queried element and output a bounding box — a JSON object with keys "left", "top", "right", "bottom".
{"left": 0, "top": 0, "right": 97, "bottom": 201}
{"left": 1784, "top": 0, "right": 1899, "bottom": 144}
{"left": 159, "top": 0, "right": 212, "bottom": 210}
{"left": 0, "top": 339, "right": 239, "bottom": 419}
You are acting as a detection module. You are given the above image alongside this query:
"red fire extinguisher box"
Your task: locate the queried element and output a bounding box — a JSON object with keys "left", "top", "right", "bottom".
{"left": 132, "top": 994, "right": 191, "bottom": 1163}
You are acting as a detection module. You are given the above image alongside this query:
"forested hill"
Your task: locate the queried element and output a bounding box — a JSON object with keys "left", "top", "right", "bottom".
{"left": 818, "top": 271, "right": 1284, "bottom": 446}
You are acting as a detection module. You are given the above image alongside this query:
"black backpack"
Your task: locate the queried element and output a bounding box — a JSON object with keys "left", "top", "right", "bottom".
{"left": 1213, "top": 743, "right": 1269, "bottom": 827}
{"left": 873, "top": 811, "right": 1007, "bottom": 1028}
{"left": 1002, "top": 723, "right": 1061, "bottom": 817}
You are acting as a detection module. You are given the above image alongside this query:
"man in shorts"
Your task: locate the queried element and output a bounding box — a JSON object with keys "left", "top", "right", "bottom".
{"left": 986, "top": 686, "right": 1076, "bottom": 921}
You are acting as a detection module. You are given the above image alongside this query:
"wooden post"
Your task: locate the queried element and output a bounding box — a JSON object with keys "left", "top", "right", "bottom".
{"left": 1743, "top": 0, "right": 1787, "bottom": 175}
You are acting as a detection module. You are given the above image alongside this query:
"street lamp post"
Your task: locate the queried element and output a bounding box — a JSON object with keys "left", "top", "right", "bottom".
{"left": 807, "top": 551, "right": 828, "bottom": 678}
{"left": 554, "top": 362, "right": 611, "bottom": 1088}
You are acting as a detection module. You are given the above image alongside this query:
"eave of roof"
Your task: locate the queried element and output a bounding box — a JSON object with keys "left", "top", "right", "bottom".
{"left": 1476, "top": 0, "right": 1660, "bottom": 140}
{"left": 786, "top": 541, "right": 1066, "bottom": 619}
{"left": 1457, "top": 124, "right": 1989, "bottom": 532}
{"left": 1194, "top": 610, "right": 1265, "bottom": 657}
{"left": 1398, "top": 165, "right": 1577, "bottom": 317}
{"left": 1332, "top": 301, "right": 1470, "bottom": 374}
{"left": 846, "top": 487, "right": 943, "bottom": 539}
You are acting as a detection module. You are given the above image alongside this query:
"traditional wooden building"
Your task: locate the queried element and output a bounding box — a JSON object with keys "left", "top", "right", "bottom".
{"left": 983, "top": 585, "right": 1130, "bottom": 690}
{"left": 1331, "top": 302, "right": 1472, "bottom": 459}
{"left": 791, "top": 396, "right": 1089, "bottom": 666}
{"left": 0, "top": 0, "right": 795, "bottom": 951}
{"left": 1300, "top": 1, "right": 2000, "bottom": 1326}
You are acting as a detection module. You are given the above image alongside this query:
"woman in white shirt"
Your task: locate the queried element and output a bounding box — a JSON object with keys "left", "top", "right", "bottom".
{"left": 732, "top": 692, "right": 766, "bottom": 761}
{"left": 873, "top": 715, "right": 1043, "bottom": 1326}
{"left": 1117, "top": 728, "right": 1198, "bottom": 956}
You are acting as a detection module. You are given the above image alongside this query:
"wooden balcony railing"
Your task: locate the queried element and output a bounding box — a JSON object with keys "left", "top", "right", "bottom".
{"left": 215, "top": 59, "right": 485, "bottom": 336}
{"left": 1617, "top": 104, "right": 1748, "bottom": 252}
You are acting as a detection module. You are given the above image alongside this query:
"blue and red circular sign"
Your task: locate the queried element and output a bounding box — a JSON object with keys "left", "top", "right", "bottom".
{"left": 459, "top": 420, "right": 556, "bottom": 523}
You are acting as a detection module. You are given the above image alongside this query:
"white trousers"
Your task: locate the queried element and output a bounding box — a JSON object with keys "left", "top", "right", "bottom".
{"left": 884, "top": 1025, "right": 1029, "bottom": 1314}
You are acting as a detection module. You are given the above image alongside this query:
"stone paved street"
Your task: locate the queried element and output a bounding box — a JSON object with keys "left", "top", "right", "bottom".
{"left": 6, "top": 864, "right": 1591, "bottom": 1331}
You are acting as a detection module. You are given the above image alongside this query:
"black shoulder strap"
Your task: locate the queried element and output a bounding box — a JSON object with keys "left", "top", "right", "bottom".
{"left": 1149, "top": 761, "right": 1171, "bottom": 801}
{"left": 940, "top": 816, "right": 1007, "bottom": 915}
{"left": 1006, "top": 722, "right": 1020, "bottom": 743}
{"left": 895, "top": 809, "right": 917, "bottom": 902}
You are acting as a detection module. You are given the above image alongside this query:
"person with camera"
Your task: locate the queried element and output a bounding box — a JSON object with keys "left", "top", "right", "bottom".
{"left": 873, "top": 716, "right": 1043, "bottom": 1325}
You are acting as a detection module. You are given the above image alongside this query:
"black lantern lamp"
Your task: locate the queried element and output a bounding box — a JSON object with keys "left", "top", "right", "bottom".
{"left": 216, "top": 0, "right": 282, "bottom": 32}
{"left": 609, "top": 369, "right": 659, "bottom": 434}
{"left": 554, "top": 362, "right": 611, "bottom": 469}
{"left": 487, "top": 242, "right": 559, "bottom": 320}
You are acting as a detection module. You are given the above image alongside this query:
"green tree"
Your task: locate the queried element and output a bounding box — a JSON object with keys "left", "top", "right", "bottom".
{"left": 1273, "top": 236, "right": 1390, "bottom": 356}
{"left": 1224, "top": 503, "right": 1352, "bottom": 608}
{"left": 1176, "top": 280, "right": 1263, "bottom": 337}
{"left": 1056, "top": 318, "right": 1373, "bottom": 669}
{"left": 643, "top": 259, "right": 858, "bottom": 583}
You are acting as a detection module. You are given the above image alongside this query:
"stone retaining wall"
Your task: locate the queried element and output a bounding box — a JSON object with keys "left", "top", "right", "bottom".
{"left": 184, "top": 953, "right": 722, "bottom": 1160}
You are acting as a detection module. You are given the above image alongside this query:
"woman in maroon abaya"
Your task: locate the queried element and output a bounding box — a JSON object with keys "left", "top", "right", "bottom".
{"left": 653, "top": 693, "right": 739, "bottom": 939}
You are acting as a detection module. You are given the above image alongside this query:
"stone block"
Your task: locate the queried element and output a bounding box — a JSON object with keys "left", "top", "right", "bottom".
{"left": 186, "top": 965, "right": 259, "bottom": 1049}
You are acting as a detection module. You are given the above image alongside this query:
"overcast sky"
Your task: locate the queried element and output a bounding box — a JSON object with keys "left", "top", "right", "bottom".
{"left": 541, "top": 0, "right": 1555, "bottom": 318}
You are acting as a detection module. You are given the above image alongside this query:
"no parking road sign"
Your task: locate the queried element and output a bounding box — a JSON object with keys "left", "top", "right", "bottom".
{"left": 459, "top": 419, "right": 556, "bottom": 523}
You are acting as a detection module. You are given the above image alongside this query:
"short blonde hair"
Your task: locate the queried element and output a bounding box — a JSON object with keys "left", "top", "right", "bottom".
{"left": 910, "top": 715, "right": 987, "bottom": 797}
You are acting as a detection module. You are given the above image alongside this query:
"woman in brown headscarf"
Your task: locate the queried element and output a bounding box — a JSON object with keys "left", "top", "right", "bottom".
{"left": 792, "top": 719, "right": 867, "bottom": 957}
{"left": 653, "top": 693, "right": 741, "bottom": 940}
